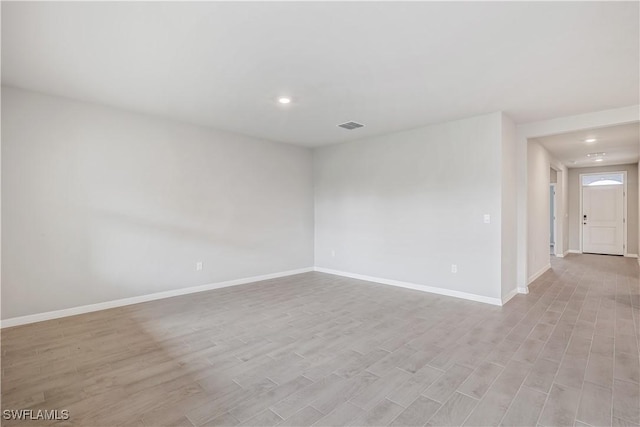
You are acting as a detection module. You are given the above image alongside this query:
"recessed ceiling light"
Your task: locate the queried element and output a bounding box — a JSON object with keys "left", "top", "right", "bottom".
{"left": 585, "top": 138, "right": 597, "bottom": 143}
{"left": 278, "top": 97, "right": 291, "bottom": 104}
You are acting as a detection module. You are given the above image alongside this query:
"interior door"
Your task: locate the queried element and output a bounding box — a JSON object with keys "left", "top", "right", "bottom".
{"left": 582, "top": 185, "right": 624, "bottom": 255}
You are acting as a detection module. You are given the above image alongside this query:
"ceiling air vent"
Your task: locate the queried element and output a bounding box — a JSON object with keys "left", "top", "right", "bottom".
{"left": 338, "top": 121, "right": 365, "bottom": 130}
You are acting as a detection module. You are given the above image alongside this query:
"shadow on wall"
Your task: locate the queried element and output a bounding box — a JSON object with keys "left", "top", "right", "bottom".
{"left": 2, "top": 203, "right": 310, "bottom": 319}
{"left": 85, "top": 206, "right": 307, "bottom": 291}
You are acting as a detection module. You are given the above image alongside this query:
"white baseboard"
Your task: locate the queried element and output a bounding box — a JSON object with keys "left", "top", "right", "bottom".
{"left": 1, "top": 262, "right": 549, "bottom": 327}
{"left": 502, "top": 286, "right": 529, "bottom": 304}
{"left": 0, "top": 267, "right": 314, "bottom": 328}
{"left": 528, "top": 264, "right": 551, "bottom": 285}
{"left": 502, "top": 288, "right": 518, "bottom": 305}
{"left": 624, "top": 254, "right": 638, "bottom": 259}
{"left": 314, "top": 267, "right": 503, "bottom": 306}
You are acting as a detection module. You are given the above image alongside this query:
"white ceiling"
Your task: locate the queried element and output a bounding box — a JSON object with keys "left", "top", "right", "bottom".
{"left": 536, "top": 123, "right": 640, "bottom": 168}
{"left": 2, "top": 2, "right": 639, "bottom": 147}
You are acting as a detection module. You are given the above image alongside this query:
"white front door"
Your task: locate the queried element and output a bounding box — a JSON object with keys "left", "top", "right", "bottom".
{"left": 582, "top": 185, "right": 624, "bottom": 255}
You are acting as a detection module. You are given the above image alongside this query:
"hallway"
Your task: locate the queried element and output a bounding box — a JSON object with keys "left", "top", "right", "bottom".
{"left": 526, "top": 253, "right": 639, "bottom": 426}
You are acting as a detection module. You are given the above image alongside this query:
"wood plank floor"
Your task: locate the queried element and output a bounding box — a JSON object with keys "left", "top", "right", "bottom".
{"left": 1, "top": 254, "right": 638, "bottom": 426}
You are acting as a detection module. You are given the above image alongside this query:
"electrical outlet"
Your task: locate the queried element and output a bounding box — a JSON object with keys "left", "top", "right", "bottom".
{"left": 331, "top": 250, "right": 336, "bottom": 257}
{"left": 196, "top": 261, "right": 203, "bottom": 271}
{"left": 483, "top": 214, "right": 491, "bottom": 224}
{"left": 451, "top": 264, "right": 458, "bottom": 273}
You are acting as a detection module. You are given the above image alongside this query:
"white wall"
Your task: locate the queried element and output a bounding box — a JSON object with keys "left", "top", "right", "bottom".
{"left": 314, "top": 112, "right": 507, "bottom": 301}
{"left": 527, "top": 141, "right": 552, "bottom": 281}
{"left": 501, "top": 114, "right": 518, "bottom": 298}
{"left": 527, "top": 140, "right": 569, "bottom": 281}
{"left": 549, "top": 169, "right": 557, "bottom": 247}
{"left": 1, "top": 87, "right": 314, "bottom": 319}
{"left": 552, "top": 164, "right": 569, "bottom": 258}
{"left": 4, "top": 86, "right": 635, "bottom": 321}
{"left": 567, "top": 163, "right": 639, "bottom": 255}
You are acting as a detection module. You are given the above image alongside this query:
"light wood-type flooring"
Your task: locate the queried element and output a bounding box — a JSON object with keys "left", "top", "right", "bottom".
{"left": 1, "top": 254, "right": 639, "bottom": 426}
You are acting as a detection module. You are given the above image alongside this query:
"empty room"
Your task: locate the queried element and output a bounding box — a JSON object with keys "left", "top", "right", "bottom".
{"left": 1, "top": 2, "right": 639, "bottom": 427}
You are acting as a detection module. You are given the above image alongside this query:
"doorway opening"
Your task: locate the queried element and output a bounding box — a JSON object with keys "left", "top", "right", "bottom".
{"left": 580, "top": 171, "right": 627, "bottom": 256}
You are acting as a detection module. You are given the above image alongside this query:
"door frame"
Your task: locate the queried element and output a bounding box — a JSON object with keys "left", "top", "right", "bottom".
{"left": 550, "top": 183, "right": 557, "bottom": 256}
{"left": 579, "top": 170, "right": 627, "bottom": 256}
